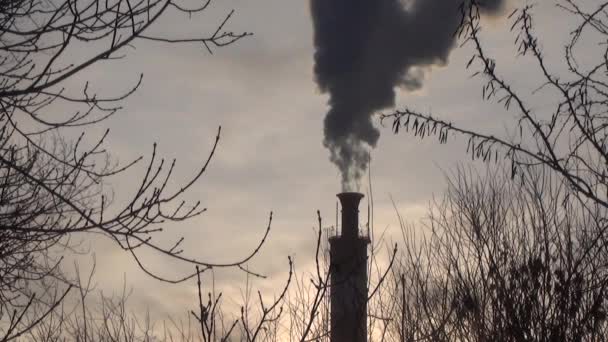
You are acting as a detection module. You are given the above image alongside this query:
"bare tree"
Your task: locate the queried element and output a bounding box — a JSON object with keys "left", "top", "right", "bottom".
{"left": 189, "top": 261, "right": 293, "bottom": 342}
{"left": 0, "top": 0, "right": 273, "bottom": 339}
{"left": 386, "top": 166, "right": 608, "bottom": 341}
{"left": 16, "top": 260, "right": 294, "bottom": 342}
{"left": 381, "top": 3, "right": 608, "bottom": 339}
{"left": 384, "top": 0, "right": 608, "bottom": 210}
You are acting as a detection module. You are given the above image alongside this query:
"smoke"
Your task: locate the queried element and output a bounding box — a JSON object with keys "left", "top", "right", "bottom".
{"left": 310, "top": 0, "right": 506, "bottom": 190}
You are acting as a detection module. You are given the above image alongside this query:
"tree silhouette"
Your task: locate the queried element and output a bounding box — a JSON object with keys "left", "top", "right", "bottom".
{"left": 385, "top": 1, "right": 608, "bottom": 211}
{"left": 390, "top": 166, "right": 608, "bottom": 341}
{"left": 382, "top": 2, "right": 608, "bottom": 339}
{"left": 0, "top": 0, "right": 271, "bottom": 339}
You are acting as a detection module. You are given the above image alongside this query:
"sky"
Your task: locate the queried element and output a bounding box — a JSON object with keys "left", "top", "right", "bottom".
{"left": 56, "top": 0, "right": 588, "bottom": 325}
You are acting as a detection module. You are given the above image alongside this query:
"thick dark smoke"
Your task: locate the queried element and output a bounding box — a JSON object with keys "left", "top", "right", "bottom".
{"left": 310, "top": 0, "right": 506, "bottom": 190}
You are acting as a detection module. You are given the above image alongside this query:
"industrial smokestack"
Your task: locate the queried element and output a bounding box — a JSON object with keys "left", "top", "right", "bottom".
{"left": 330, "top": 192, "right": 369, "bottom": 342}
{"left": 337, "top": 192, "right": 364, "bottom": 240}
{"left": 310, "top": 0, "right": 507, "bottom": 190}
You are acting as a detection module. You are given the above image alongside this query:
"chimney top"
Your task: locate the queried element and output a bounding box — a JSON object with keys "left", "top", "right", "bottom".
{"left": 337, "top": 192, "right": 364, "bottom": 201}
{"left": 337, "top": 192, "right": 364, "bottom": 239}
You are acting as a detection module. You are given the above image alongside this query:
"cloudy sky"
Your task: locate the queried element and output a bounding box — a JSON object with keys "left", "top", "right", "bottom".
{"left": 59, "top": 0, "right": 586, "bottom": 323}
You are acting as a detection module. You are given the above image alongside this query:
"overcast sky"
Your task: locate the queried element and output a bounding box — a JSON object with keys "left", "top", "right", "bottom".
{"left": 61, "top": 0, "right": 588, "bottom": 323}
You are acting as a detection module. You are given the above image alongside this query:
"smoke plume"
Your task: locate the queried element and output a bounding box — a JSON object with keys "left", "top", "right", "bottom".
{"left": 310, "top": 0, "right": 506, "bottom": 190}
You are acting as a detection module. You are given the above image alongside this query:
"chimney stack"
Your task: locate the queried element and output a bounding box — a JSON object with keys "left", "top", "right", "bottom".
{"left": 337, "top": 192, "right": 363, "bottom": 240}
{"left": 329, "top": 192, "right": 369, "bottom": 342}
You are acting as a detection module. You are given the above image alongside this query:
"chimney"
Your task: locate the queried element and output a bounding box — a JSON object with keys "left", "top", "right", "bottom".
{"left": 329, "top": 192, "right": 369, "bottom": 342}
{"left": 337, "top": 192, "right": 363, "bottom": 240}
